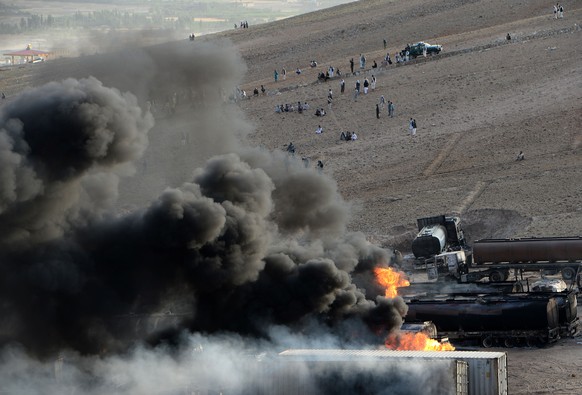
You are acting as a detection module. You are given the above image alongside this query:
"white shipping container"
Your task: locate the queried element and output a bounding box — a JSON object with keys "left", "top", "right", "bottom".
{"left": 277, "top": 349, "right": 507, "bottom": 395}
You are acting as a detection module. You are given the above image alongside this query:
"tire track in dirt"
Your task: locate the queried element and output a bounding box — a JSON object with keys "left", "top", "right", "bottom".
{"left": 423, "top": 132, "right": 463, "bottom": 177}
{"left": 454, "top": 180, "right": 489, "bottom": 214}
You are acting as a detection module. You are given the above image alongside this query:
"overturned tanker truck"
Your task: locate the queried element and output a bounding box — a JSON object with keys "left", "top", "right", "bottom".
{"left": 410, "top": 215, "right": 468, "bottom": 269}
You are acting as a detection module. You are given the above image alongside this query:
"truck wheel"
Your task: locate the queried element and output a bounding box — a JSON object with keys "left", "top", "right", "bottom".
{"left": 489, "top": 270, "right": 506, "bottom": 282}
{"left": 504, "top": 338, "right": 515, "bottom": 348}
{"left": 482, "top": 336, "right": 494, "bottom": 348}
{"left": 561, "top": 267, "right": 576, "bottom": 281}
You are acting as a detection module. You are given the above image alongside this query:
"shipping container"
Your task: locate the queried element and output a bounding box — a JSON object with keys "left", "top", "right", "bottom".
{"left": 276, "top": 349, "right": 506, "bottom": 395}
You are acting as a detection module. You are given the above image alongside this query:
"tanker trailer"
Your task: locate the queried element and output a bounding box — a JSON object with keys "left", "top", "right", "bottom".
{"left": 405, "top": 294, "right": 561, "bottom": 347}
{"left": 471, "top": 237, "right": 582, "bottom": 282}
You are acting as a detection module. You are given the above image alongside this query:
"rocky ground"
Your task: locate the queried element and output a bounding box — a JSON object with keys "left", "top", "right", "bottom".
{"left": 1, "top": 0, "right": 581, "bottom": 393}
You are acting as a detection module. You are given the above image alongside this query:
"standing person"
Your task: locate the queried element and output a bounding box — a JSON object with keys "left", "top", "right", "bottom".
{"left": 371, "top": 75, "right": 376, "bottom": 91}
{"left": 328, "top": 88, "right": 333, "bottom": 100}
{"left": 340, "top": 79, "right": 345, "bottom": 94}
{"left": 282, "top": 68, "right": 286, "bottom": 80}
{"left": 411, "top": 119, "right": 417, "bottom": 137}
{"left": 408, "top": 118, "right": 415, "bottom": 136}
{"left": 361, "top": 53, "right": 366, "bottom": 69}
{"left": 316, "top": 125, "right": 323, "bottom": 134}
{"left": 274, "top": 69, "right": 279, "bottom": 82}
{"left": 355, "top": 80, "right": 361, "bottom": 94}
{"left": 363, "top": 78, "right": 369, "bottom": 94}
{"left": 558, "top": 3, "right": 564, "bottom": 18}
{"left": 317, "top": 160, "right": 324, "bottom": 173}
{"left": 376, "top": 104, "right": 380, "bottom": 119}
{"left": 379, "top": 95, "right": 385, "bottom": 109}
{"left": 327, "top": 95, "right": 333, "bottom": 109}
{"left": 261, "top": 85, "right": 266, "bottom": 95}
{"left": 350, "top": 58, "right": 354, "bottom": 74}
{"left": 383, "top": 39, "right": 387, "bottom": 49}
{"left": 554, "top": 3, "right": 559, "bottom": 18}
{"left": 388, "top": 101, "right": 395, "bottom": 117}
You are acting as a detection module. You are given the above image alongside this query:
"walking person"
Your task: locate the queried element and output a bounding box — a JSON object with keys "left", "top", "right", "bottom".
{"left": 409, "top": 118, "right": 417, "bottom": 137}
{"left": 376, "top": 104, "right": 380, "bottom": 119}
{"left": 340, "top": 79, "right": 345, "bottom": 94}
{"left": 388, "top": 101, "right": 395, "bottom": 118}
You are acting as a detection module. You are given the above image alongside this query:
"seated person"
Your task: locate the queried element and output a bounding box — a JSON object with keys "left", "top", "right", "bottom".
{"left": 372, "top": 60, "right": 378, "bottom": 68}
{"left": 351, "top": 132, "right": 358, "bottom": 141}
{"left": 516, "top": 151, "right": 525, "bottom": 161}
{"left": 296, "top": 68, "right": 302, "bottom": 74}
{"left": 310, "top": 60, "right": 317, "bottom": 68}
{"left": 253, "top": 88, "right": 259, "bottom": 96}
{"left": 303, "top": 102, "right": 310, "bottom": 110}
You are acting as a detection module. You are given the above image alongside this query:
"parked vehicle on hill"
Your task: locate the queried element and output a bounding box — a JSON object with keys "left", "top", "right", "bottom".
{"left": 403, "top": 42, "right": 442, "bottom": 58}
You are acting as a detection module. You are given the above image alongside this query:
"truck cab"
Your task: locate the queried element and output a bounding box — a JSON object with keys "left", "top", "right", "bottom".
{"left": 427, "top": 250, "right": 467, "bottom": 281}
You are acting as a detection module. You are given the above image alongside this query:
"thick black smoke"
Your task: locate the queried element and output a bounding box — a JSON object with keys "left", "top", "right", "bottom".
{"left": 0, "top": 77, "right": 152, "bottom": 246}
{"left": 0, "top": 41, "right": 406, "bottom": 360}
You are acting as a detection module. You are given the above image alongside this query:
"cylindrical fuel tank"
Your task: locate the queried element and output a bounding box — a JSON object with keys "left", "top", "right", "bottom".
{"left": 405, "top": 296, "right": 559, "bottom": 332}
{"left": 473, "top": 237, "right": 582, "bottom": 264}
{"left": 412, "top": 225, "right": 447, "bottom": 258}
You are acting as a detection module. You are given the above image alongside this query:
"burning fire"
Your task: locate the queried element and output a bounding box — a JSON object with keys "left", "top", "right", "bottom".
{"left": 374, "top": 267, "right": 410, "bottom": 298}
{"left": 385, "top": 332, "right": 455, "bottom": 351}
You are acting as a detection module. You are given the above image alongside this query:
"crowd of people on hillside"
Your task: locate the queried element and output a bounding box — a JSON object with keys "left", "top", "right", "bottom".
{"left": 275, "top": 101, "right": 311, "bottom": 113}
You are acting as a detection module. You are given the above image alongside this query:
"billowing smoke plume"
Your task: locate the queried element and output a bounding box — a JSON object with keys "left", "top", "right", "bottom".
{"left": 0, "top": 38, "right": 409, "bottom": 392}
{"left": 0, "top": 76, "right": 153, "bottom": 246}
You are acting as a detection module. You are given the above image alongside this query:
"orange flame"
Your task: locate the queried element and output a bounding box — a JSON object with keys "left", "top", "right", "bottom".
{"left": 385, "top": 332, "right": 455, "bottom": 351}
{"left": 374, "top": 267, "right": 410, "bottom": 298}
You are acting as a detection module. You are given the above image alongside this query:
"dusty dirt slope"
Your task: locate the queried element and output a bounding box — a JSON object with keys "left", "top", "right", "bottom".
{"left": 0, "top": 0, "right": 581, "bottom": 393}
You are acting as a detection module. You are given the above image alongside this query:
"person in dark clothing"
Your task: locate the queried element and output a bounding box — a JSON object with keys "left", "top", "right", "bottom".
{"left": 350, "top": 58, "right": 354, "bottom": 74}
{"left": 376, "top": 104, "right": 380, "bottom": 119}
